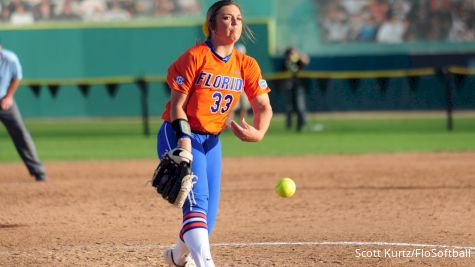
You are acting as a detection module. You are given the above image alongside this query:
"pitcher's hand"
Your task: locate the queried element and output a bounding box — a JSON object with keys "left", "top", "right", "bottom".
{"left": 229, "top": 117, "right": 264, "bottom": 142}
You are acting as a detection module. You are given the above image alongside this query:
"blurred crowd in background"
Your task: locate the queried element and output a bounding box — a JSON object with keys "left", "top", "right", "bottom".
{"left": 2, "top": 0, "right": 474, "bottom": 44}
{"left": 0, "top": 0, "right": 201, "bottom": 24}
{"left": 317, "top": 0, "right": 475, "bottom": 43}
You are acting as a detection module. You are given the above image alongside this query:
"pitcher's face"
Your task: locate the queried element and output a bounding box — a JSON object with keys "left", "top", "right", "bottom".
{"left": 212, "top": 4, "right": 242, "bottom": 44}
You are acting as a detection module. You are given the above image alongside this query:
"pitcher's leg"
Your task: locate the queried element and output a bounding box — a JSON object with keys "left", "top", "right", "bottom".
{"left": 180, "top": 136, "right": 214, "bottom": 266}
{"left": 184, "top": 227, "right": 215, "bottom": 267}
{"left": 205, "top": 137, "right": 222, "bottom": 234}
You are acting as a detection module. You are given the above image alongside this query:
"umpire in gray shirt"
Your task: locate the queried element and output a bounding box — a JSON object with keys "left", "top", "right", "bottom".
{"left": 0, "top": 42, "right": 47, "bottom": 181}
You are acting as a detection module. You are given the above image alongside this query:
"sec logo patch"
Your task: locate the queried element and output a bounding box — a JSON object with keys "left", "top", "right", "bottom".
{"left": 259, "top": 79, "right": 268, "bottom": 89}
{"left": 176, "top": 76, "right": 185, "bottom": 85}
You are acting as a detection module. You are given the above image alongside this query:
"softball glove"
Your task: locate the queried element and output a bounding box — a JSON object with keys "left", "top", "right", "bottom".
{"left": 152, "top": 148, "right": 195, "bottom": 208}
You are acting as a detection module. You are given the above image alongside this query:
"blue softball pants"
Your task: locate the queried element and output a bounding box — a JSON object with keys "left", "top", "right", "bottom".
{"left": 157, "top": 121, "right": 222, "bottom": 234}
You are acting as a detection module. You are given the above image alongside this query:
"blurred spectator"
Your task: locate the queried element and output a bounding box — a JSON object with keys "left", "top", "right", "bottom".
{"left": 391, "top": 0, "right": 411, "bottom": 21}
{"left": 448, "top": 0, "right": 475, "bottom": 41}
{"left": 33, "top": 0, "right": 54, "bottom": 21}
{"left": 316, "top": 0, "right": 475, "bottom": 43}
{"left": 376, "top": 10, "right": 408, "bottom": 43}
{"left": 134, "top": 0, "right": 153, "bottom": 17}
{"left": 7, "top": 0, "right": 26, "bottom": 15}
{"left": 54, "top": 0, "right": 81, "bottom": 20}
{"left": 0, "top": 6, "right": 11, "bottom": 22}
{"left": 405, "top": 1, "right": 431, "bottom": 41}
{"left": 10, "top": 2, "right": 34, "bottom": 25}
{"left": 367, "top": 0, "right": 389, "bottom": 24}
{"left": 357, "top": 12, "right": 379, "bottom": 41}
{"left": 0, "top": 0, "right": 202, "bottom": 23}
{"left": 176, "top": 0, "right": 200, "bottom": 15}
{"left": 341, "top": 0, "right": 368, "bottom": 16}
{"left": 347, "top": 12, "right": 363, "bottom": 41}
{"left": 79, "top": 0, "right": 106, "bottom": 21}
{"left": 430, "top": 0, "right": 451, "bottom": 11}
{"left": 121, "top": 0, "right": 136, "bottom": 17}
{"left": 152, "top": 0, "right": 176, "bottom": 17}
{"left": 426, "top": 10, "right": 451, "bottom": 41}
{"left": 103, "top": 0, "right": 130, "bottom": 21}
{"left": 321, "top": 1, "right": 349, "bottom": 42}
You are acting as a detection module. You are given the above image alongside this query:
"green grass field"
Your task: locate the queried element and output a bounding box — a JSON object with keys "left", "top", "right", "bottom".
{"left": 1, "top": 113, "right": 474, "bottom": 162}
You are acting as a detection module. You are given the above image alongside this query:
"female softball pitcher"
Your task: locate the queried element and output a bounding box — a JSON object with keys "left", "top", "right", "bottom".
{"left": 156, "top": 1, "right": 272, "bottom": 266}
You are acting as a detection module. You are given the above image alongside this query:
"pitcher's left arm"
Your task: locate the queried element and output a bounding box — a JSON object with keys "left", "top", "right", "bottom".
{"left": 230, "top": 93, "right": 272, "bottom": 142}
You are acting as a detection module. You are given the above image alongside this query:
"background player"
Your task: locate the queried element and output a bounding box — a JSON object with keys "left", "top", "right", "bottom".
{"left": 156, "top": 1, "right": 273, "bottom": 266}
{"left": 283, "top": 46, "right": 309, "bottom": 132}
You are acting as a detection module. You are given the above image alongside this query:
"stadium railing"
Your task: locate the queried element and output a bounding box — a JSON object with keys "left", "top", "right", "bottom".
{"left": 19, "top": 66, "right": 474, "bottom": 135}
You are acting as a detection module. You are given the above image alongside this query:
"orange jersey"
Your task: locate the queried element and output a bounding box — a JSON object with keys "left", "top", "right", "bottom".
{"left": 161, "top": 41, "right": 270, "bottom": 134}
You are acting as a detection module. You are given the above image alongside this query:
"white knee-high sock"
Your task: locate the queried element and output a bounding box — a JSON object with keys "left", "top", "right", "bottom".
{"left": 171, "top": 237, "right": 189, "bottom": 265}
{"left": 183, "top": 228, "right": 215, "bottom": 267}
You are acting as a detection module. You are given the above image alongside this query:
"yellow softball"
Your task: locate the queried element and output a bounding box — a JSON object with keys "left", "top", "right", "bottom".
{"left": 275, "top": 178, "right": 296, "bottom": 198}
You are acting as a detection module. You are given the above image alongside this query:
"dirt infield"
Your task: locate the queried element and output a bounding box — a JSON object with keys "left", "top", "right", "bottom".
{"left": 1, "top": 153, "right": 474, "bottom": 266}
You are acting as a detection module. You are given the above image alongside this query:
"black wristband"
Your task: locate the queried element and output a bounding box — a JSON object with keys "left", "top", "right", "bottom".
{"left": 171, "top": 119, "right": 192, "bottom": 139}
